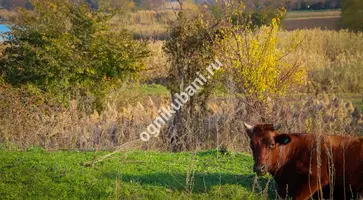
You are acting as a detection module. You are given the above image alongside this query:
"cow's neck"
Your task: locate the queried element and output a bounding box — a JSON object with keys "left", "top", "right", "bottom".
{"left": 270, "top": 134, "right": 313, "bottom": 176}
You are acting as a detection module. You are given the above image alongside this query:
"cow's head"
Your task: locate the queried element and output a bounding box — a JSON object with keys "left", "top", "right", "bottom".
{"left": 244, "top": 123, "right": 291, "bottom": 176}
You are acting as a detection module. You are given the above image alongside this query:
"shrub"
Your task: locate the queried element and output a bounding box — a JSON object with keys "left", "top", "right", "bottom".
{"left": 163, "top": 3, "right": 222, "bottom": 151}
{"left": 0, "top": 0, "right": 150, "bottom": 109}
{"left": 219, "top": 2, "right": 305, "bottom": 104}
{"left": 341, "top": 0, "right": 363, "bottom": 32}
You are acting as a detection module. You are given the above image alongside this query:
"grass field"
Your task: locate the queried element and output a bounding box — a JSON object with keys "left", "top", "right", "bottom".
{"left": 0, "top": 149, "right": 273, "bottom": 199}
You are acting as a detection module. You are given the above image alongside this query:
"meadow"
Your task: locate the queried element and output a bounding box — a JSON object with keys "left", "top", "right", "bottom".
{"left": 0, "top": 149, "right": 273, "bottom": 199}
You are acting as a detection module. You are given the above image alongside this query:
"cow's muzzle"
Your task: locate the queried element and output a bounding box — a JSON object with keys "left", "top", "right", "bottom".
{"left": 254, "top": 164, "right": 267, "bottom": 176}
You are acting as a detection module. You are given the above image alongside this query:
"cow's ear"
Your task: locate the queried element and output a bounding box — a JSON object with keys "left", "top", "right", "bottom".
{"left": 274, "top": 134, "right": 291, "bottom": 145}
{"left": 244, "top": 122, "right": 254, "bottom": 137}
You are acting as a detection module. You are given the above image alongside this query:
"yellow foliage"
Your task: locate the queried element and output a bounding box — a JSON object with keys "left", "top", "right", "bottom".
{"left": 221, "top": 18, "right": 306, "bottom": 101}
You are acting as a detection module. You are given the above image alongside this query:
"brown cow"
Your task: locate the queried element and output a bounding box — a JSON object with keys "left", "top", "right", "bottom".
{"left": 244, "top": 123, "right": 363, "bottom": 200}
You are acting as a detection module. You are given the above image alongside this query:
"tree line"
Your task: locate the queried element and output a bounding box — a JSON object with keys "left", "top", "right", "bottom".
{"left": 0, "top": 0, "right": 343, "bottom": 10}
{"left": 0, "top": 0, "right": 164, "bottom": 10}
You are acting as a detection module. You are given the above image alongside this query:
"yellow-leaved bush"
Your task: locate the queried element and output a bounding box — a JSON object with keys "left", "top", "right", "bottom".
{"left": 220, "top": 18, "right": 306, "bottom": 101}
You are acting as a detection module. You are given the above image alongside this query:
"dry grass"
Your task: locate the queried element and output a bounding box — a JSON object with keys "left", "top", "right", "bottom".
{"left": 114, "top": 4, "right": 197, "bottom": 39}
{"left": 1, "top": 78, "right": 362, "bottom": 152}
{"left": 0, "top": 9, "right": 17, "bottom": 23}
{"left": 278, "top": 29, "right": 363, "bottom": 93}
{"left": 141, "top": 40, "right": 169, "bottom": 82}
{"left": 110, "top": 9, "right": 176, "bottom": 39}
{"left": 127, "top": 23, "right": 168, "bottom": 39}
{"left": 0, "top": 82, "right": 170, "bottom": 151}
{"left": 128, "top": 10, "right": 176, "bottom": 25}
{"left": 278, "top": 29, "right": 363, "bottom": 68}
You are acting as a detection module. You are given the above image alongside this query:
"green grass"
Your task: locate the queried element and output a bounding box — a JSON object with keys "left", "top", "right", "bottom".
{"left": 0, "top": 148, "right": 274, "bottom": 199}
{"left": 138, "top": 84, "right": 169, "bottom": 95}
{"left": 337, "top": 93, "right": 363, "bottom": 111}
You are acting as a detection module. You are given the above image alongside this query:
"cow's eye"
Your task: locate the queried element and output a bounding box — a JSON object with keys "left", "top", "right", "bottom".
{"left": 269, "top": 143, "right": 275, "bottom": 149}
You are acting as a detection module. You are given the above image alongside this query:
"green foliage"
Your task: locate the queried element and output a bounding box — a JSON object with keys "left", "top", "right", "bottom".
{"left": 0, "top": 0, "right": 150, "bottom": 109}
{"left": 0, "top": 150, "right": 271, "bottom": 199}
{"left": 341, "top": 0, "right": 363, "bottom": 32}
{"left": 164, "top": 10, "right": 219, "bottom": 99}
{"left": 231, "top": 5, "right": 287, "bottom": 28}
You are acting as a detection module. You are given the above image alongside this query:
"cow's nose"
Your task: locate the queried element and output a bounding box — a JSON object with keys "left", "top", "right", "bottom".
{"left": 254, "top": 164, "right": 266, "bottom": 175}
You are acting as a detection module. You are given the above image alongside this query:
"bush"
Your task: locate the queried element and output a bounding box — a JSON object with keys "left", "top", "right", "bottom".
{"left": 212, "top": 1, "right": 286, "bottom": 28}
{"left": 341, "top": 0, "right": 363, "bottom": 32}
{"left": 0, "top": 0, "right": 150, "bottom": 109}
{"left": 219, "top": 3, "right": 305, "bottom": 103}
{"left": 163, "top": 4, "right": 221, "bottom": 151}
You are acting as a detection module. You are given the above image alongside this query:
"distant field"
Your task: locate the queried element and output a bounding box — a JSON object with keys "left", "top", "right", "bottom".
{"left": 0, "top": 149, "right": 272, "bottom": 199}
{"left": 125, "top": 9, "right": 343, "bottom": 38}
{"left": 282, "top": 10, "right": 341, "bottom": 30}
{"left": 285, "top": 10, "right": 341, "bottom": 20}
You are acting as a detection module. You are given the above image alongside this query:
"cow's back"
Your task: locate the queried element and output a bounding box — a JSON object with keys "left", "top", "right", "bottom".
{"left": 323, "top": 135, "right": 363, "bottom": 190}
